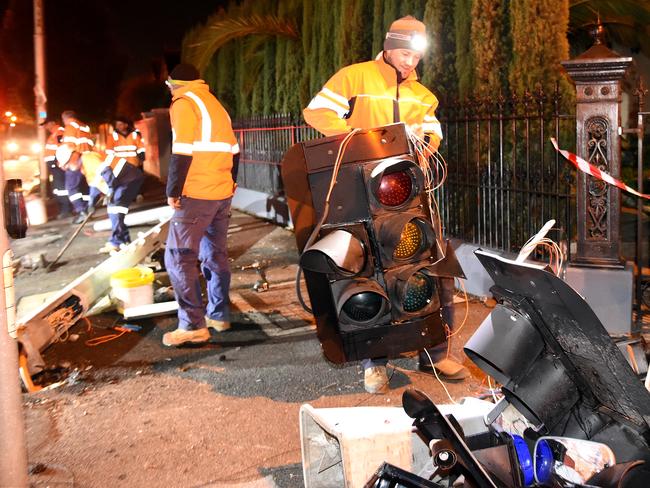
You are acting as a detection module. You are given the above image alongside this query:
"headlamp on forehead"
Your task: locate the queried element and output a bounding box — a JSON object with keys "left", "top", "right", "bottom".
{"left": 409, "top": 34, "right": 428, "bottom": 52}
{"left": 384, "top": 31, "right": 428, "bottom": 53}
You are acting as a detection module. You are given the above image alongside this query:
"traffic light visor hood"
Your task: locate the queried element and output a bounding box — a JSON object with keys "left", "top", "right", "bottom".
{"left": 300, "top": 230, "right": 365, "bottom": 275}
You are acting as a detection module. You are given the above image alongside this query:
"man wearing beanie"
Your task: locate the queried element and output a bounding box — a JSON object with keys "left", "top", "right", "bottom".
{"left": 304, "top": 16, "right": 468, "bottom": 394}
{"left": 162, "top": 63, "right": 240, "bottom": 347}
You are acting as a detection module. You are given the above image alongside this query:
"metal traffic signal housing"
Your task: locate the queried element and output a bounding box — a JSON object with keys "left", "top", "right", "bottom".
{"left": 281, "top": 123, "right": 465, "bottom": 363}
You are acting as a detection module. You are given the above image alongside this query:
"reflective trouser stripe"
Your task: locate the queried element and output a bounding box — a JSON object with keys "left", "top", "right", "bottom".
{"left": 107, "top": 206, "right": 129, "bottom": 214}
{"left": 113, "top": 158, "right": 127, "bottom": 177}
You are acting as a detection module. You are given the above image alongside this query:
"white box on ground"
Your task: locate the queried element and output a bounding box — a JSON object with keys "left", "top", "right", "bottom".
{"left": 300, "top": 397, "right": 493, "bottom": 488}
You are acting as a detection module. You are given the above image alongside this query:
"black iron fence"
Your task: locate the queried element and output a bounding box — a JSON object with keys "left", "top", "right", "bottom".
{"left": 233, "top": 85, "right": 577, "bottom": 257}
{"left": 436, "top": 84, "right": 576, "bottom": 257}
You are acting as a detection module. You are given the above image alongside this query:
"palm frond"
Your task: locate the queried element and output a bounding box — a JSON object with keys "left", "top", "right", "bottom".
{"left": 182, "top": 14, "right": 299, "bottom": 73}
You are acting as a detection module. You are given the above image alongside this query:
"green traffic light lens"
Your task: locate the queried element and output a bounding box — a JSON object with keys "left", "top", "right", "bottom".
{"left": 376, "top": 170, "right": 412, "bottom": 207}
{"left": 393, "top": 221, "right": 424, "bottom": 260}
{"left": 403, "top": 272, "right": 433, "bottom": 312}
{"left": 342, "top": 292, "right": 384, "bottom": 322}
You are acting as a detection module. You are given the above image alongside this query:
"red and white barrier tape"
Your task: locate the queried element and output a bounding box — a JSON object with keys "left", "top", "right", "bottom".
{"left": 550, "top": 137, "right": 650, "bottom": 200}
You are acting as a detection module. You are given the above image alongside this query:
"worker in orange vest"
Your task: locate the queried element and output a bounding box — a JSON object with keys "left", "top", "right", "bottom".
{"left": 94, "top": 116, "right": 145, "bottom": 253}
{"left": 42, "top": 118, "right": 72, "bottom": 218}
{"left": 304, "top": 16, "right": 467, "bottom": 394}
{"left": 162, "top": 63, "right": 240, "bottom": 347}
{"left": 61, "top": 110, "right": 92, "bottom": 223}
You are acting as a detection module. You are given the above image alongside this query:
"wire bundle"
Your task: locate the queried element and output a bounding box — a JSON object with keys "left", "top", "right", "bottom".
{"left": 405, "top": 126, "right": 448, "bottom": 257}
{"left": 520, "top": 233, "right": 565, "bottom": 276}
{"left": 46, "top": 307, "right": 79, "bottom": 343}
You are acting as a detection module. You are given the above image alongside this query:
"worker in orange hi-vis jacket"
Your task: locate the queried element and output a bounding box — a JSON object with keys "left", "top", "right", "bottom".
{"left": 303, "top": 16, "right": 466, "bottom": 394}
{"left": 303, "top": 17, "right": 443, "bottom": 151}
{"left": 42, "top": 118, "right": 72, "bottom": 219}
{"left": 92, "top": 116, "right": 145, "bottom": 254}
{"left": 61, "top": 110, "right": 93, "bottom": 223}
{"left": 162, "top": 63, "right": 240, "bottom": 348}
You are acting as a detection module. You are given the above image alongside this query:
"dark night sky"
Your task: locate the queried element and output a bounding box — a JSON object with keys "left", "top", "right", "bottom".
{"left": 0, "top": 0, "right": 227, "bottom": 123}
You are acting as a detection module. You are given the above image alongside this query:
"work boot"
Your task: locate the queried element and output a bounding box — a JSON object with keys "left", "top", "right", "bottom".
{"left": 72, "top": 211, "right": 88, "bottom": 224}
{"left": 205, "top": 316, "right": 231, "bottom": 332}
{"left": 363, "top": 366, "right": 389, "bottom": 394}
{"left": 98, "top": 242, "right": 119, "bottom": 254}
{"left": 162, "top": 327, "right": 210, "bottom": 347}
{"left": 418, "top": 357, "right": 470, "bottom": 382}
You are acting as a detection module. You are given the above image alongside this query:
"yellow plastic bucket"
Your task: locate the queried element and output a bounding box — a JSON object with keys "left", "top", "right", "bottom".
{"left": 110, "top": 266, "right": 154, "bottom": 311}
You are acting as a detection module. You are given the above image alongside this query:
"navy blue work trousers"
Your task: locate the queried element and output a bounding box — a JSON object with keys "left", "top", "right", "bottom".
{"left": 164, "top": 196, "right": 232, "bottom": 331}
{"left": 65, "top": 169, "right": 89, "bottom": 213}
{"left": 107, "top": 167, "right": 144, "bottom": 246}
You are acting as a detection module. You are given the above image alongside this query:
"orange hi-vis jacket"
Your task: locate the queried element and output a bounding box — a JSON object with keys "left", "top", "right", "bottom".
{"left": 170, "top": 80, "right": 239, "bottom": 200}
{"left": 44, "top": 126, "right": 64, "bottom": 166}
{"left": 303, "top": 54, "right": 443, "bottom": 150}
{"left": 105, "top": 129, "right": 145, "bottom": 169}
{"left": 62, "top": 118, "right": 94, "bottom": 154}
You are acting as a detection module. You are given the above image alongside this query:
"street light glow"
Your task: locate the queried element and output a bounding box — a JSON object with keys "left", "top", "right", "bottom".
{"left": 10, "top": 115, "right": 17, "bottom": 122}
{"left": 4, "top": 111, "right": 12, "bottom": 117}
{"left": 6, "top": 141, "right": 19, "bottom": 152}
{"left": 31, "top": 142, "right": 42, "bottom": 153}
{"left": 9, "top": 123, "right": 16, "bottom": 128}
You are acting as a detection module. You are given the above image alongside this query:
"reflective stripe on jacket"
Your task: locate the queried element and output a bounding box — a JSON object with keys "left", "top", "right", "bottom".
{"left": 303, "top": 54, "right": 442, "bottom": 150}
{"left": 105, "top": 129, "right": 145, "bottom": 168}
{"left": 63, "top": 118, "right": 94, "bottom": 153}
{"left": 170, "top": 80, "right": 239, "bottom": 200}
{"left": 44, "top": 126, "right": 64, "bottom": 164}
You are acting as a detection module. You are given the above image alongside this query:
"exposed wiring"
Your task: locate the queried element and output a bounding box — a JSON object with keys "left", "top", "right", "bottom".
{"left": 85, "top": 328, "right": 129, "bottom": 346}
{"left": 295, "top": 129, "right": 361, "bottom": 313}
{"left": 487, "top": 376, "right": 500, "bottom": 404}
{"left": 520, "top": 230, "right": 565, "bottom": 275}
{"left": 445, "top": 279, "right": 469, "bottom": 341}
{"left": 406, "top": 127, "right": 448, "bottom": 257}
{"left": 422, "top": 348, "right": 457, "bottom": 405}
{"left": 47, "top": 307, "right": 78, "bottom": 343}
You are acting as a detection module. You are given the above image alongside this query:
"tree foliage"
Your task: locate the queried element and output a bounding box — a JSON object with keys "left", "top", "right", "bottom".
{"left": 471, "top": 0, "right": 510, "bottom": 96}
{"left": 509, "top": 0, "right": 570, "bottom": 94}
{"left": 182, "top": 0, "right": 650, "bottom": 118}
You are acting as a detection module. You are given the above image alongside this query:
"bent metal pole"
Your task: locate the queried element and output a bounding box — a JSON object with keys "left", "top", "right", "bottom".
{"left": 0, "top": 145, "right": 28, "bottom": 486}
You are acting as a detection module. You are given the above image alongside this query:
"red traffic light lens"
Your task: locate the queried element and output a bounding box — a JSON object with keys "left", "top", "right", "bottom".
{"left": 393, "top": 220, "right": 424, "bottom": 260}
{"left": 342, "top": 292, "right": 385, "bottom": 322}
{"left": 403, "top": 272, "right": 433, "bottom": 312}
{"left": 376, "top": 170, "right": 412, "bottom": 207}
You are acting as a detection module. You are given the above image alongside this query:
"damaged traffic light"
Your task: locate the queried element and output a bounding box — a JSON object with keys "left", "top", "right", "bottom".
{"left": 281, "top": 123, "right": 464, "bottom": 363}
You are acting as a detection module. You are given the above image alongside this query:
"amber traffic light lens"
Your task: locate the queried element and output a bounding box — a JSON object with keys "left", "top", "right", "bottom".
{"left": 403, "top": 272, "right": 433, "bottom": 312}
{"left": 393, "top": 221, "right": 424, "bottom": 260}
{"left": 342, "top": 292, "right": 384, "bottom": 322}
{"left": 376, "top": 170, "right": 412, "bottom": 207}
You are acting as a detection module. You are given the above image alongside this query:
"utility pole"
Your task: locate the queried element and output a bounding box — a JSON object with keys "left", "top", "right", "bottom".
{"left": 0, "top": 147, "right": 28, "bottom": 485}
{"left": 34, "top": 0, "right": 49, "bottom": 209}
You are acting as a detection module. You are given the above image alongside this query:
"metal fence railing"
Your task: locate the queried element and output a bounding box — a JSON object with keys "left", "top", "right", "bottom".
{"left": 233, "top": 85, "right": 577, "bottom": 256}
{"left": 233, "top": 114, "right": 318, "bottom": 200}
{"left": 436, "top": 83, "right": 576, "bottom": 257}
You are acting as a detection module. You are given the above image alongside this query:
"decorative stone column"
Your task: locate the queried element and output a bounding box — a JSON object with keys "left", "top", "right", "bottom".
{"left": 561, "top": 29, "right": 632, "bottom": 268}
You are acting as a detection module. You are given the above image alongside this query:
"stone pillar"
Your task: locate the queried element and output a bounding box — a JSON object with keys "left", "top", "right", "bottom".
{"left": 561, "top": 30, "right": 632, "bottom": 268}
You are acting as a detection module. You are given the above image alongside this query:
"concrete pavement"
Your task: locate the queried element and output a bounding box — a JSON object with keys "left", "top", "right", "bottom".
{"left": 14, "top": 203, "right": 491, "bottom": 487}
